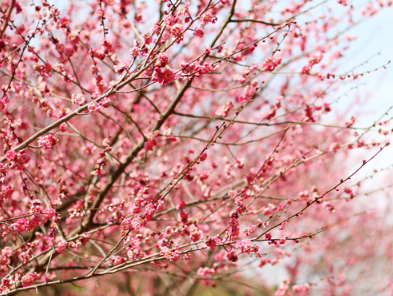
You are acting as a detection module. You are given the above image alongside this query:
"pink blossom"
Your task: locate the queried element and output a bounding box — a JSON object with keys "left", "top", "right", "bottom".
{"left": 200, "top": 13, "right": 217, "bottom": 26}
{"left": 337, "top": 0, "right": 347, "bottom": 5}
{"left": 38, "top": 134, "right": 58, "bottom": 149}
{"left": 199, "top": 153, "right": 207, "bottom": 161}
{"left": 0, "top": 1, "right": 390, "bottom": 294}
{"left": 6, "top": 151, "right": 16, "bottom": 161}
{"left": 215, "top": 101, "right": 234, "bottom": 117}
{"left": 197, "top": 267, "right": 214, "bottom": 278}
{"left": 170, "top": 24, "right": 184, "bottom": 38}
{"left": 160, "top": 247, "right": 180, "bottom": 262}
{"left": 45, "top": 208, "right": 56, "bottom": 219}
{"left": 176, "top": 200, "right": 186, "bottom": 210}
{"left": 194, "top": 27, "right": 204, "bottom": 38}
{"left": 130, "top": 46, "right": 140, "bottom": 57}
{"left": 261, "top": 56, "right": 282, "bottom": 72}
{"left": 2, "top": 186, "right": 13, "bottom": 197}
{"left": 205, "top": 236, "right": 219, "bottom": 251}
{"left": 88, "top": 102, "right": 101, "bottom": 113}
{"left": 21, "top": 273, "right": 38, "bottom": 287}
{"left": 110, "top": 256, "right": 126, "bottom": 266}
{"left": 155, "top": 53, "right": 169, "bottom": 68}
{"left": 0, "top": 100, "right": 6, "bottom": 112}
{"left": 152, "top": 68, "right": 175, "bottom": 85}
{"left": 189, "top": 225, "right": 203, "bottom": 242}
{"left": 18, "top": 153, "right": 30, "bottom": 165}
{"left": 57, "top": 241, "right": 68, "bottom": 253}
{"left": 226, "top": 249, "right": 238, "bottom": 262}
{"left": 293, "top": 284, "right": 310, "bottom": 293}
{"left": 122, "top": 218, "right": 132, "bottom": 230}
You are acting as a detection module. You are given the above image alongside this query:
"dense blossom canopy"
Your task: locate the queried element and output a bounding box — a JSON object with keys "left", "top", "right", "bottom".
{"left": 0, "top": 0, "right": 392, "bottom": 295}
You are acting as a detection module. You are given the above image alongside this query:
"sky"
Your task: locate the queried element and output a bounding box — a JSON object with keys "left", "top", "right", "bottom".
{"left": 333, "top": 2, "right": 393, "bottom": 177}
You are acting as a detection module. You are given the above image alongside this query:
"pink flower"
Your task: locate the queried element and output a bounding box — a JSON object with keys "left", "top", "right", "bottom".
{"left": 110, "top": 256, "right": 126, "bottom": 266}
{"left": 200, "top": 13, "right": 217, "bottom": 26}
{"left": 64, "top": 44, "right": 75, "bottom": 57}
{"left": 122, "top": 218, "right": 132, "bottom": 230}
{"left": 205, "top": 236, "right": 219, "bottom": 251}
{"left": 72, "top": 94, "right": 86, "bottom": 105}
{"left": 259, "top": 257, "right": 270, "bottom": 267}
{"left": 170, "top": 24, "right": 184, "bottom": 37}
{"left": 152, "top": 68, "right": 175, "bottom": 85}
{"left": 162, "top": 69, "right": 175, "bottom": 85}
{"left": 130, "top": 46, "right": 140, "bottom": 57}
{"left": 194, "top": 27, "right": 204, "bottom": 38}
{"left": 45, "top": 208, "right": 56, "bottom": 219}
{"left": 38, "top": 134, "right": 58, "bottom": 149}
{"left": 236, "top": 239, "right": 259, "bottom": 254}
{"left": 151, "top": 68, "right": 163, "bottom": 83}
{"left": 18, "top": 153, "right": 30, "bottom": 165}
{"left": 199, "top": 153, "right": 207, "bottom": 161}
{"left": 163, "top": 14, "right": 176, "bottom": 26}
{"left": 197, "top": 267, "right": 214, "bottom": 277}
{"left": 198, "top": 171, "right": 210, "bottom": 180}
{"left": 21, "top": 273, "right": 38, "bottom": 287}
{"left": 293, "top": 284, "right": 310, "bottom": 293}
{"left": 0, "top": 100, "right": 6, "bottom": 112}
{"left": 144, "top": 138, "right": 157, "bottom": 151}
{"left": 227, "top": 249, "right": 238, "bottom": 262}
{"left": 68, "top": 30, "right": 79, "bottom": 42}
{"left": 2, "top": 185, "right": 13, "bottom": 197}
{"left": 6, "top": 150, "right": 16, "bottom": 161}
{"left": 131, "top": 218, "right": 142, "bottom": 230}
{"left": 215, "top": 101, "right": 234, "bottom": 117}
{"left": 160, "top": 247, "right": 180, "bottom": 262}
{"left": 176, "top": 200, "right": 186, "bottom": 210}
{"left": 261, "top": 56, "right": 282, "bottom": 72}
{"left": 179, "top": 210, "right": 188, "bottom": 223}
{"left": 301, "top": 64, "right": 312, "bottom": 74}
{"left": 155, "top": 53, "right": 169, "bottom": 68}
{"left": 100, "top": 97, "right": 111, "bottom": 108}
{"left": 57, "top": 241, "right": 68, "bottom": 253}
{"left": 344, "top": 187, "right": 353, "bottom": 194}
{"left": 102, "top": 138, "right": 111, "bottom": 146}
{"left": 59, "top": 16, "right": 70, "bottom": 26}
{"left": 189, "top": 225, "right": 203, "bottom": 242}
{"left": 88, "top": 102, "right": 101, "bottom": 113}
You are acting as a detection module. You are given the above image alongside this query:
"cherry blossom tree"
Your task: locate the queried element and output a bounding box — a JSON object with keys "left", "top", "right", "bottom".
{"left": 0, "top": 0, "right": 392, "bottom": 295}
